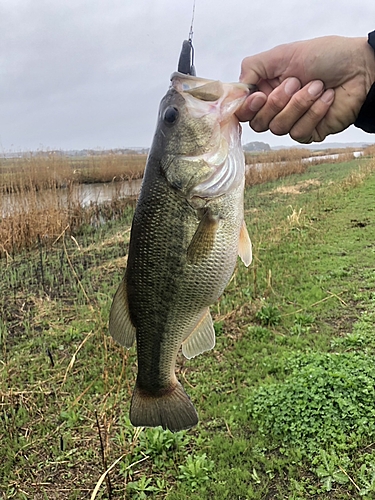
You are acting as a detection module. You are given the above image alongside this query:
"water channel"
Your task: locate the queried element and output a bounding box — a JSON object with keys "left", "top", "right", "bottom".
{"left": 1, "top": 178, "right": 143, "bottom": 218}
{"left": 2, "top": 152, "right": 363, "bottom": 218}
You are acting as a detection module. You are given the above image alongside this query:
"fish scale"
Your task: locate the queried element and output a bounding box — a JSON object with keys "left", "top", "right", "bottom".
{"left": 109, "top": 69, "right": 252, "bottom": 432}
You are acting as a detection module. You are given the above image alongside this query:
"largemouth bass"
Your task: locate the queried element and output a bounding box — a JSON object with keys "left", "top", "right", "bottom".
{"left": 109, "top": 71, "right": 252, "bottom": 432}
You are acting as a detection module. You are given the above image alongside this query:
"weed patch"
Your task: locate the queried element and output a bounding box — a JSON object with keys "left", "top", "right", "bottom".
{"left": 247, "top": 351, "right": 375, "bottom": 457}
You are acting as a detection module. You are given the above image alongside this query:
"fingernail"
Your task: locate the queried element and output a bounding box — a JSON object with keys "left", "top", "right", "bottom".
{"left": 284, "top": 77, "right": 301, "bottom": 96}
{"left": 249, "top": 94, "right": 265, "bottom": 112}
{"left": 308, "top": 80, "right": 324, "bottom": 96}
{"left": 321, "top": 88, "right": 335, "bottom": 104}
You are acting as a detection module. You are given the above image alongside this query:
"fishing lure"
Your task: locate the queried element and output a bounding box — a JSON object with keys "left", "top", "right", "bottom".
{"left": 177, "top": 5, "right": 258, "bottom": 94}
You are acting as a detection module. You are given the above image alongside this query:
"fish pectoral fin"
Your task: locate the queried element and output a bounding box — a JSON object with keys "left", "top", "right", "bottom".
{"left": 109, "top": 279, "right": 136, "bottom": 348}
{"left": 187, "top": 211, "right": 220, "bottom": 264}
{"left": 182, "top": 308, "right": 215, "bottom": 359}
{"left": 238, "top": 220, "right": 252, "bottom": 267}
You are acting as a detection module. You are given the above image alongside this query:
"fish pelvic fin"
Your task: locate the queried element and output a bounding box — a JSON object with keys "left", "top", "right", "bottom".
{"left": 182, "top": 308, "right": 215, "bottom": 359}
{"left": 187, "top": 210, "right": 220, "bottom": 265}
{"left": 130, "top": 381, "right": 198, "bottom": 432}
{"left": 109, "top": 279, "right": 136, "bottom": 348}
{"left": 238, "top": 220, "right": 252, "bottom": 267}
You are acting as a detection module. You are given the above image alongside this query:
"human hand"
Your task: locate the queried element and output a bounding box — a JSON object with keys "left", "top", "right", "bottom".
{"left": 237, "top": 36, "right": 375, "bottom": 143}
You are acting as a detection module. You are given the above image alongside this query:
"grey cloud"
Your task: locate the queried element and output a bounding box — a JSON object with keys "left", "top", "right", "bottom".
{"left": 1, "top": 0, "right": 374, "bottom": 151}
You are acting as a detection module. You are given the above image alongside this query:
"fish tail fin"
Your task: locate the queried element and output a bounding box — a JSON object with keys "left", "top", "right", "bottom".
{"left": 130, "top": 381, "right": 198, "bottom": 432}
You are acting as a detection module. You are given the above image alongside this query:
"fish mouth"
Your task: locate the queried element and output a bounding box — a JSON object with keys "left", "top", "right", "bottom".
{"left": 170, "top": 72, "right": 250, "bottom": 119}
{"left": 171, "top": 72, "right": 249, "bottom": 199}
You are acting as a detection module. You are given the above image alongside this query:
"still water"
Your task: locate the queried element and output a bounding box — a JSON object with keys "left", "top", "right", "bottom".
{"left": 1, "top": 178, "right": 143, "bottom": 218}
{"left": 79, "top": 179, "right": 142, "bottom": 206}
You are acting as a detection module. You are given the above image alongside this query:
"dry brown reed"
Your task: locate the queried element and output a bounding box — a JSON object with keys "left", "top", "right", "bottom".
{"left": 244, "top": 147, "right": 364, "bottom": 186}
{"left": 1, "top": 153, "right": 73, "bottom": 193}
{"left": 339, "top": 156, "right": 375, "bottom": 191}
{"left": 73, "top": 153, "right": 146, "bottom": 184}
{"left": 0, "top": 151, "right": 146, "bottom": 193}
{"left": 245, "top": 160, "right": 307, "bottom": 186}
{"left": 363, "top": 143, "right": 375, "bottom": 157}
{"left": 0, "top": 151, "right": 144, "bottom": 257}
{"left": 1, "top": 186, "right": 73, "bottom": 257}
{"left": 245, "top": 148, "right": 309, "bottom": 186}
{"left": 0, "top": 187, "right": 137, "bottom": 258}
{"left": 244, "top": 147, "right": 311, "bottom": 166}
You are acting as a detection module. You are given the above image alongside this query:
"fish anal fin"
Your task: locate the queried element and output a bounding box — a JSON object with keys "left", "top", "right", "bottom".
{"left": 238, "top": 220, "right": 252, "bottom": 267}
{"left": 182, "top": 308, "right": 215, "bottom": 359}
{"left": 109, "top": 279, "right": 136, "bottom": 348}
{"left": 187, "top": 211, "right": 220, "bottom": 264}
{"left": 130, "top": 381, "right": 198, "bottom": 432}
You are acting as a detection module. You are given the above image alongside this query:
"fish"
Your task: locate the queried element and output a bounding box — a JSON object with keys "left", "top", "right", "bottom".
{"left": 109, "top": 67, "right": 252, "bottom": 432}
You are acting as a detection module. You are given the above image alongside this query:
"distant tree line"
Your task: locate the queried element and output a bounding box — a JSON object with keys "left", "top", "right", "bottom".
{"left": 243, "top": 141, "right": 271, "bottom": 152}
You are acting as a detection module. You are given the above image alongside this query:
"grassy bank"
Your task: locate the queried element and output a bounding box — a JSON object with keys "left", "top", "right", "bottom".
{"left": 1, "top": 155, "right": 375, "bottom": 499}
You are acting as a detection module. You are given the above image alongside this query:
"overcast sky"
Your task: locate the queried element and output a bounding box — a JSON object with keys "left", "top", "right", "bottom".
{"left": 1, "top": 0, "right": 375, "bottom": 152}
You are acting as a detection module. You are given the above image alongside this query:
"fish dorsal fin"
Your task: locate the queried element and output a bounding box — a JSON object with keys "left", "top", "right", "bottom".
{"left": 187, "top": 211, "right": 220, "bottom": 264}
{"left": 109, "top": 279, "right": 136, "bottom": 348}
{"left": 238, "top": 220, "right": 252, "bottom": 267}
{"left": 185, "top": 81, "right": 223, "bottom": 101}
{"left": 182, "top": 308, "right": 215, "bottom": 359}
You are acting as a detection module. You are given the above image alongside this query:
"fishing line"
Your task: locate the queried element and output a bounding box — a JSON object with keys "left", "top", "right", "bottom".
{"left": 188, "top": 0, "right": 195, "bottom": 43}
{"left": 177, "top": 0, "right": 196, "bottom": 75}
{"left": 188, "top": 0, "right": 196, "bottom": 73}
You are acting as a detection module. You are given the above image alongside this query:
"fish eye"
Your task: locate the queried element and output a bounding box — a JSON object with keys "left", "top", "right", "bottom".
{"left": 163, "top": 106, "right": 179, "bottom": 125}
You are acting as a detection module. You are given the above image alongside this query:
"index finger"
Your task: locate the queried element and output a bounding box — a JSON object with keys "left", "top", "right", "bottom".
{"left": 236, "top": 91, "right": 268, "bottom": 122}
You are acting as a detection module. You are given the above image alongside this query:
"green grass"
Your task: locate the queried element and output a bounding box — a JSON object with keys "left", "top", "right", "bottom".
{"left": 1, "top": 157, "right": 375, "bottom": 499}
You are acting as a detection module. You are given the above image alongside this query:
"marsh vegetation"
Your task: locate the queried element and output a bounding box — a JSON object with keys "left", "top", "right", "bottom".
{"left": 0, "top": 147, "right": 364, "bottom": 256}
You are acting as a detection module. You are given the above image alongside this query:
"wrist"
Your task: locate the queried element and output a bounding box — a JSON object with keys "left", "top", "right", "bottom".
{"left": 362, "top": 33, "right": 375, "bottom": 94}
{"left": 354, "top": 31, "right": 375, "bottom": 133}
{"left": 349, "top": 37, "right": 375, "bottom": 95}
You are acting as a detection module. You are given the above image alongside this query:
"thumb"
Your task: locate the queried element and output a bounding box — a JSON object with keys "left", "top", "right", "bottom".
{"left": 239, "top": 55, "right": 267, "bottom": 84}
{"left": 239, "top": 44, "right": 294, "bottom": 84}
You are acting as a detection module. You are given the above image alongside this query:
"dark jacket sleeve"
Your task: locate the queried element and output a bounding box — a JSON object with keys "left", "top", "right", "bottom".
{"left": 354, "top": 30, "right": 375, "bottom": 133}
